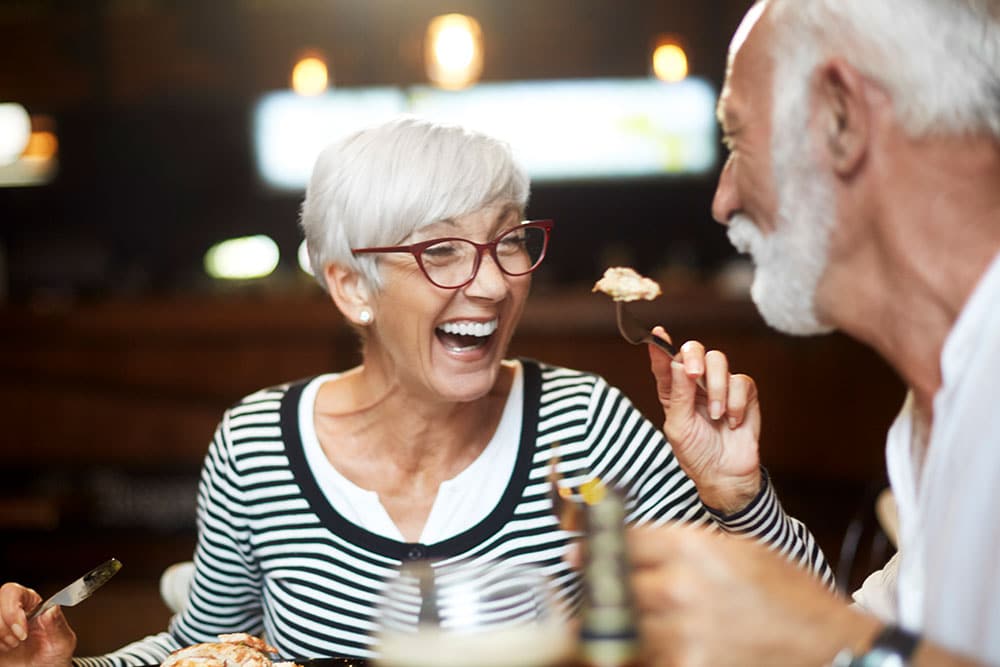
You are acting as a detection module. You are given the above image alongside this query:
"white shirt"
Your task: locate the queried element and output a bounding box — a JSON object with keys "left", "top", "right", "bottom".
{"left": 298, "top": 361, "right": 524, "bottom": 544}
{"left": 855, "top": 250, "right": 1000, "bottom": 663}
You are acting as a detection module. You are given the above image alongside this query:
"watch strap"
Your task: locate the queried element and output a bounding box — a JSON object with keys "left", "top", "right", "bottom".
{"left": 832, "top": 624, "right": 921, "bottom": 667}
{"left": 870, "top": 625, "right": 920, "bottom": 660}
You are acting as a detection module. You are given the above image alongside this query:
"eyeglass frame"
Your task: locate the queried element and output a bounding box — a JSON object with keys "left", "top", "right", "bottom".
{"left": 350, "top": 219, "right": 555, "bottom": 289}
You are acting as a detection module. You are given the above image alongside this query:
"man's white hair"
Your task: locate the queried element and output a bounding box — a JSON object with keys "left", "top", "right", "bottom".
{"left": 299, "top": 115, "right": 530, "bottom": 292}
{"left": 766, "top": 0, "right": 1000, "bottom": 139}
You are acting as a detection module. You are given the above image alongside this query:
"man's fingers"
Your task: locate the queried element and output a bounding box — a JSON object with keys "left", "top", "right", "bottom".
{"left": 628, "top": 524, "right": 701, "bottom": 566}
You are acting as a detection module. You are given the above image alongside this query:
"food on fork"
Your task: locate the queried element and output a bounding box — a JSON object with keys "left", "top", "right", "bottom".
{"left": 160, "top": 633, "right": 301, "bottom": 667}
{"left": 592, "top": 267, "right": 662, "bottom": 302}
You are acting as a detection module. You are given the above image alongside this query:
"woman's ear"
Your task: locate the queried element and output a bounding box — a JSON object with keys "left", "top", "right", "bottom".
{"left": 324, "top": 264, "right": 374, "bottom": 326}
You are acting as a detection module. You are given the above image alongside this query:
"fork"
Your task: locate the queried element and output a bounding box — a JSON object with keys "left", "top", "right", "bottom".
{"left": 615, "top": 300, "right": 676, "bottom": 354}
{"left": 615, "top": 301, "right": 706, "bottom": 391}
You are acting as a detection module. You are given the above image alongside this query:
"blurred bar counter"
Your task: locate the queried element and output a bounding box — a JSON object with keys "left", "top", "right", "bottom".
{"left": 0, "top": 287, "right": 904, "bottom": 653}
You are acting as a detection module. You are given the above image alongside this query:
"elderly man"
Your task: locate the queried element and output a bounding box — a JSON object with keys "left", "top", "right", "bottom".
{"left": 633, "top": 0, "right": 1000, "bottom": 666}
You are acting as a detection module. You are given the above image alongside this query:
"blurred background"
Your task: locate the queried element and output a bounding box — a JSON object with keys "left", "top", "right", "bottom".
{"left": 0, "top": 0, "right": 902, "bottom": 655}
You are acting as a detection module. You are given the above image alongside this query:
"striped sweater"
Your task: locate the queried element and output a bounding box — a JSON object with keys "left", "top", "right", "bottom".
{"left": 75, "top": 359, "right": 833, "bottom": 666}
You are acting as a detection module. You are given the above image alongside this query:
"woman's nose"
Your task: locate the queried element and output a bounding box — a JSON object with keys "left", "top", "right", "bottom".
{"left": 465, "top": 250, "right": 508, "bottom": 299}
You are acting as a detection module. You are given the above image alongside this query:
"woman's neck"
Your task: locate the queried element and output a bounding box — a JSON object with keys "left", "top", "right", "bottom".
{"left": 312, "top": 361, "right": 515, "bottom": 541}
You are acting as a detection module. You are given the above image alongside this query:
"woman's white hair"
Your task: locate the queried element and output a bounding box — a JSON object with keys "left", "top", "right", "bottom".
{"left": 299, "top": 115, "right": 530, "bottom": 292}
{"left": 766, "top": 0, "right": 1000, "bottom": 139}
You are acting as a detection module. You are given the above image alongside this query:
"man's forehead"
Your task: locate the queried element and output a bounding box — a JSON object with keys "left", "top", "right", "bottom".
{"left": 730, "top": 1, "right": 773, "bottom": 78}
{"left": 730, "top": 1, "right": 768, "bottom": 56}
{"left": 718, "top": 1, "right": 773, "bottom": 123}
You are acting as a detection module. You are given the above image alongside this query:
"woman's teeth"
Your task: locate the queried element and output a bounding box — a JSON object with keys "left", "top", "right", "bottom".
{"left": 436, "top": 319, "right": 498, "bottom": 352}
{"left": 437, "top": 320, "right": 498, "bottom": 337}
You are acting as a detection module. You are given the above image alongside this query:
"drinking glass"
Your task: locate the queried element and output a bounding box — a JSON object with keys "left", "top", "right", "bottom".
{"left": 373, "top": 559, "right": 574, "bottom": 667}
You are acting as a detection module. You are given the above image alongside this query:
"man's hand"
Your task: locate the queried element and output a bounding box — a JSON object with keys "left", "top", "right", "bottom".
{"left": 0, "top": 582, "right": 76, "bottom": 667}
{"left": 628, "top": 524, "right": 879, "bottom": 667}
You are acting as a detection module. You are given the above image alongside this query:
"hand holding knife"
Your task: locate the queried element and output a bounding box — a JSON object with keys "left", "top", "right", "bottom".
{"left": 27, "top": 558, "right": 122, "bottom": 621}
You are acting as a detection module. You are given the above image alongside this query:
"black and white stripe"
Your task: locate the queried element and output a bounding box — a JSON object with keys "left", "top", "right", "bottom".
{"left": 74, "top": 359, "right": 833, "bottom": 666}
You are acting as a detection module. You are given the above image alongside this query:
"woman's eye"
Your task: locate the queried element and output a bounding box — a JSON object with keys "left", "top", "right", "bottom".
{"left": 497, "top": 235, "right": 526, "bottom": 253}
{"left": 422, "top": 242, "right": 462, "bottom": 263}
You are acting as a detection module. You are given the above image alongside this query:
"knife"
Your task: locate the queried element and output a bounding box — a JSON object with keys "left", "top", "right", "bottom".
{"left": 27, "top": 558, "right": 122, "bottom": 621}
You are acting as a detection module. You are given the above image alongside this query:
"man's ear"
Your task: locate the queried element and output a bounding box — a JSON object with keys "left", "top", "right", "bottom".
{"left": 324, "top": 263, "right": 373, "bottom": 326}
{"left": 815, "top": 58, "right": 870, "bottom": 177}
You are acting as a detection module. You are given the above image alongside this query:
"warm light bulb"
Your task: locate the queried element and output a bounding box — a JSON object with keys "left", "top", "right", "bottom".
{"left": 435, "top": 24, "right": 475, "bottom": 70}
{"left": 425, "top": 14, "right": 483, "bottom": 90}
{"left": 291, "top": 54, "right": 329, "bottom": 96}
{"left": 653, "top": 43, "right": 689, "bottom": 83}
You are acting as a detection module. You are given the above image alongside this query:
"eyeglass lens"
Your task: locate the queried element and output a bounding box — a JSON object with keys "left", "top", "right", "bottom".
{"left": 420, "top": 225, "right": 547, "bottom": 288}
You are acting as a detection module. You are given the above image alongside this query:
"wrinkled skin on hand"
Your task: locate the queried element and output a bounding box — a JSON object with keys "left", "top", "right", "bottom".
{"left": 628, "top": 524, "right": 878, "bottom": 667}
{"left": 647, "top": 332, "right": 762, "bottom": 514}
{"left": 0, "top": 582, "right": 76, "bottom": 667}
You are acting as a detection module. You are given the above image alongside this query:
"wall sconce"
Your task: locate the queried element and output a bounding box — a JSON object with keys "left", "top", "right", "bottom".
{"left": 425, "top": 13, "right": 483, "bottom": 90}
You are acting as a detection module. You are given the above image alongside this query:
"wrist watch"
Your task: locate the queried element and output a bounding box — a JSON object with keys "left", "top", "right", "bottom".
{"left": 831, "top": 625, "right": 921, "bottom": 667}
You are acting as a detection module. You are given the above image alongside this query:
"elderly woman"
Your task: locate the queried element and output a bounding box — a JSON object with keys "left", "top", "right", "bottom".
{"left": 0, "top": 116, "right": 831, "bottom": 666}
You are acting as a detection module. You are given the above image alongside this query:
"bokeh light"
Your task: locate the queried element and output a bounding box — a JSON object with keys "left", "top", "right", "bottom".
{"left": 291, "top": 53, "right": 329, "bottom": 96}
{"left": 204, "top": 235, "right": 280, "bottom": 280}
{"left": 0, "top": 103, "right": 31, "bottom": 166}
{"left": 652, "top": 42, "right": 689, "bottom": 83}
{"left": 425, "top": 14, "right": 483, "bottom": 90}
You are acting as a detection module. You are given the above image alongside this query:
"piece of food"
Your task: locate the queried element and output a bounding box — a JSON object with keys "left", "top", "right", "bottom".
{"left": 592, "top": 267, "right": 662, "bottom": 302}
{"left": 161, "top": 633, "right": 300, "bottom": 667}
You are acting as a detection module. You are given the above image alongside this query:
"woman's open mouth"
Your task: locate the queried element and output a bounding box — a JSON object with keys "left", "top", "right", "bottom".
{"left": 435, "top": 319, "right": 498, "bottom": 352}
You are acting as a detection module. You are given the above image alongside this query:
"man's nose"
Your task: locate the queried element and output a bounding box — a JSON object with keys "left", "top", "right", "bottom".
{"left": 711, "top": 156, "right": 739, "bottom": 225}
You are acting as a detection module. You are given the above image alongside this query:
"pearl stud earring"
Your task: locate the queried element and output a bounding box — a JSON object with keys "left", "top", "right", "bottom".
{"left": 359, "top": 309, "right": 372, "bottom": 324}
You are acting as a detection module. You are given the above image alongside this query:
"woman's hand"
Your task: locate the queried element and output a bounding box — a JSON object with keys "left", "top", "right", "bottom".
{"left": 647, "top": 330, "right": 762, "bottom": 514}
{"left": 0, "top": 582, "right": 76, "bottom": 667}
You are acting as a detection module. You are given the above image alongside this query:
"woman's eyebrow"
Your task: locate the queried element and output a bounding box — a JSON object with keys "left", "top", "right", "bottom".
{"left": 493, "top": 205, "right": 520, "bottom": 225}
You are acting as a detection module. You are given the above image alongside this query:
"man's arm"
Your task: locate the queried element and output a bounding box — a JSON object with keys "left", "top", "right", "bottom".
{"left": 627, "top": 525, "right": 989, "bottom": 667}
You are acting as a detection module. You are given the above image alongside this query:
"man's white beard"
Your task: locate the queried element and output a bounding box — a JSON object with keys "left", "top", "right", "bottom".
{"left": 729, "top": 45, "right": 836, "bottom": 335}
{"left": 726, "top": 82, "right": 836, "bottom": 336}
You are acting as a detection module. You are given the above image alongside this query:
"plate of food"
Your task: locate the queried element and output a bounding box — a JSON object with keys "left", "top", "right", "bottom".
{"left": 143, "top": 633, "right": 370, "bottom": 667}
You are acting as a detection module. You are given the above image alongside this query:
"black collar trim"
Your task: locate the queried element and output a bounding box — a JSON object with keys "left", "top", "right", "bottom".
{"left": 280, "top": 359, "right": 542, "bottom": 561}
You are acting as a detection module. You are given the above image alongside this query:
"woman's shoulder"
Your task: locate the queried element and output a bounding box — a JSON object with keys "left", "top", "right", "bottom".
{"left": 224, "top": 375, "right": 318, "bottom": 416}
{"left": 519, "top": 358, "right": 613, "bottom": 395}
{"left": 210, "top": 376, "right": 320, "bottom": 462}
{"left": 522, "top": 358, "right": 606, "bottom": 381}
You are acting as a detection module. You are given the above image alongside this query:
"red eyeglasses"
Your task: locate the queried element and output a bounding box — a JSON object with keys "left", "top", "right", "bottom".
{"left": 351, "top": 219, "right": 554, "bottom": 289}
